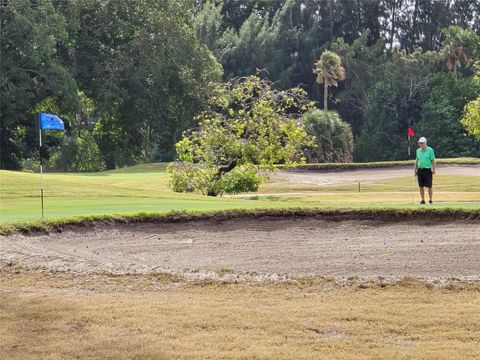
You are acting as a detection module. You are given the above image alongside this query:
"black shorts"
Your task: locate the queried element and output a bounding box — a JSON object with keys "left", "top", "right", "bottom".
{"left": 417, "top": 168, "right": 433, "bottom": 188}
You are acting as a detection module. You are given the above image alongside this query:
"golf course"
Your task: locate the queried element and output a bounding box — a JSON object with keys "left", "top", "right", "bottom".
{"left": 1, "top": 161, "right": 479, "bottom": 359}
{"left": 3, "top": 0, "right": 480, "bottom": 357}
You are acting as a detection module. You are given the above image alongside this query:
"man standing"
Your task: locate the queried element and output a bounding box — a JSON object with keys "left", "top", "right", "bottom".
{"left": 414, "top": 137, "right": 436, "bottom": 204}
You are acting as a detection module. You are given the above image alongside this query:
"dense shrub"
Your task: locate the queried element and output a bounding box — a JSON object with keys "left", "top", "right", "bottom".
{"left": 303, "top": 110, "right": 353, "bottom": 163}
{"left": 168, "top": 162, "right": 265, "bottom": 195}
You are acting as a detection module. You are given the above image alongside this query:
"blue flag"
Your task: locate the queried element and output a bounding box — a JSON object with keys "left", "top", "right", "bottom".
{"left": 40, "top": 113, "right": 65, "bottom": 130}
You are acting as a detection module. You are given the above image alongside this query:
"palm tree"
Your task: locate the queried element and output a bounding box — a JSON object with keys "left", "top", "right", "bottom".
{"left": 442, "top": 26, "right": 478, "bottom": 79}
{"left": 313, "top": 50, "right": 346, "bottom": 110}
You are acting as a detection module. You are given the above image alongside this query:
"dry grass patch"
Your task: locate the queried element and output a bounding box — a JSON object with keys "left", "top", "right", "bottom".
{"left": 0, "top": 271, "right": 479, "bottom": 359}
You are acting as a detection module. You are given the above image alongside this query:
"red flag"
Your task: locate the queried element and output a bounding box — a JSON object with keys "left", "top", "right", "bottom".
{"left": 408, "top": 127, "right": 415, "bottom": 137}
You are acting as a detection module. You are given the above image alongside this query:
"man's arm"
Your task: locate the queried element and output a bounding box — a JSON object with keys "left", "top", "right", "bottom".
{"left": 414, "top": 159, "right": 418, "bottom": 175}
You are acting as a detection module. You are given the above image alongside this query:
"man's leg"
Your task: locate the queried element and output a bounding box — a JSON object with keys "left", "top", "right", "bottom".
{"left": 419, "top": 186, "right": 425, "bottom": 202}
{"left": 428, "top": 187, "right": 433, "bottom": 202}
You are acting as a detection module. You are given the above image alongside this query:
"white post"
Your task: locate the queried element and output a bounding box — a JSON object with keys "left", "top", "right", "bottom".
{"left": 39, "top": 118, "right": 44, "bottom": 220}
{"left": 408, "top": 134, "right": 411, "bottom": 156}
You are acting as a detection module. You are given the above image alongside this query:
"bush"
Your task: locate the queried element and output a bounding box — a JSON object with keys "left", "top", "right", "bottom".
{"left": 167, "top": 162, "right": 197, "bottom": 193}
{"left": 168, "top": 162, "right": 265, "bottom": 195}
{"left": 303, "top": 110, "right": 353, "bottom": 163}
{"left": 20, "top": 156, "right": 40, "bottom": 172}
{"left": 217, "top": 165, "right": 265, "bottom": 194}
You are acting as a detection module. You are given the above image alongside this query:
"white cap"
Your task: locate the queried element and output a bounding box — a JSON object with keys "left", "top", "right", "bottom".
{"left": 418, "top": 137, "right": 427, "bottom": 143}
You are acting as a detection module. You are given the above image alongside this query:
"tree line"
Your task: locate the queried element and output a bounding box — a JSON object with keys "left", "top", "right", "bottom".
{"left": 1, "top": 0, "right": 221, "bottom": 170}
{"left": 1, "top": 0, "right": 479, "bottom": 172}
{"left": 194, "top": 0, "right": 480, "bottom": 161}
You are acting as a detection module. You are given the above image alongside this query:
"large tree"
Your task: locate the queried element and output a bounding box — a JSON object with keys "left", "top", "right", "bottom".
{"left": 0, "top": 0, "right": 79, "bottom": 169}
{"left": 168, "top": 75, "right": 314, "bottom": 196}
{"left": 71, "top": 0, "right": 222, "bottom": 169}
{"left": 1, "top": 0, "right": 222, "bottom": 171}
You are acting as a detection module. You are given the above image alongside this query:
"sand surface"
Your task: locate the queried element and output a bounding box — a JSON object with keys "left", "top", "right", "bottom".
{"left": 2, "top": 218, "right": 479, "bottom": 281}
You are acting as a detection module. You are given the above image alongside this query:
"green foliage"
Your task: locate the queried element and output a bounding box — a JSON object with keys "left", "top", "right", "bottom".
{"left": 313, "top": 51, "right": 345, "bottom": 84}
{"left": 0, "top": 0, "right": 79, "bottom": 169}
{"left": 460, "top": 62, "right": 480, "bottom": 139}
{"left": 354, "top": 80, "right": 406, "bottom": 162}
{"left": 416, "top": 73, "right": 480, "bottom": 157}
{"left": 216, "top": 164, "right": 265, "bottom": 194}
{"left": 19, "top": 157, "right": 40, "bottom": 173}
{"left": 168, "top": 162, "right": 265, "bottom": 196}
{"left": 194, "top": 1, "right": 480, "bottom": 163}
{"left": 353, "top": 49, "right": 444, "bottom": 162}
{"left": 332, "top": 33, "right": 386, "bottom": 134}
{"left": 1, "top": 0, "right": 222, "bottom": 171}
{"left": 167, "top": 162, "right": 197, "bottom": 193}
{"left": 169, "top": 75, "right": 314, "bottom": 196}
{"left": 303, "top": 110, "right": 353, "bottom": 163}
{"left": 49, "top": 130, "right": 105, "bottom": 172}
{"left": 194, "top": 0, "right": 224, "bottom": 49}
{"left": 72, "top": 0, "right": 223, "bottom": 170}
{"left": 4, "top": 0, "right": 480, "bottom": 170}
{"left": 461, "top": 97, "right": 480, "bottom": 139}
{"left": 39, "top": 91, "right": 104, "bottom": 172}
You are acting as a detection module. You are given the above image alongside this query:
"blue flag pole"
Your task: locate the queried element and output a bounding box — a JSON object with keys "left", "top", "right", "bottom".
{"left": 38, "top": 113, "right": 65, "bottom": 220}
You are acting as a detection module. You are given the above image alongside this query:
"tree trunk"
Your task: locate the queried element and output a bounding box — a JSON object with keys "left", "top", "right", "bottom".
{"left": 105, "top": 154, "right": 115, "bottom": 170}
{"left": 411, "top": 0, "right": 419, "bottom": 51}
{"left": 389, "top": 0, "right": 397, "bottom": 52}
{"left": 206, "top": 159, "right": 238, "bottom": 196}
{"left": 144, "top": 123, "right": 150, "bottom": 159}
{"left": 324, "top": 81, "right": 328, "bottom": 110}
{"left": 329, "top": 0, "right": 334, "bottom": 42}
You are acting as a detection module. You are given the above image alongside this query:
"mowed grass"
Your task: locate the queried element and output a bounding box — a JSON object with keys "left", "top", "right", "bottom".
{"left": 1, "top": 272, "right": 479, "bottom": 360}
{"left": 0, "top": 167, "right": 278, "bottom": 223}
{"left": 1, "top": 164, "right": 479, "bottom": 223}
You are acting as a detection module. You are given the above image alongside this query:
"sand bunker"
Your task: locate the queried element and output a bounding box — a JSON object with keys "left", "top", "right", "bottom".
{"left": 1, "top": 217, "right": 479, "bottom": 281}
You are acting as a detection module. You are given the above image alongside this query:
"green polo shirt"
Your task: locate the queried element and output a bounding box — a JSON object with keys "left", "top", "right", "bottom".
{"left": 416, "top": 146, "right": 435, "bottom": 169}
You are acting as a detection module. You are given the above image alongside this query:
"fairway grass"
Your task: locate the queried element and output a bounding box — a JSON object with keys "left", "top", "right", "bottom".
{"left": 1, "top": 163, "right": 479, "bottom": 359}
{"left": 1, "top": 164, "right": 479, "bottom": 223}
{"left": 2, "top": 196, "right": 277, "bottom": 223}
{"left": 1, "top": 271, "right": 479, "bottom": 360}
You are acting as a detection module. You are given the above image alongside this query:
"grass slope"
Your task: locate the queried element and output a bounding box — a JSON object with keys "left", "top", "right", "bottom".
{"left": 1, "top": 160, "right": 479, "bottom": 225}
{"left": 2, "top": 207, "right": 479, "bottom": 236}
